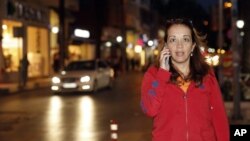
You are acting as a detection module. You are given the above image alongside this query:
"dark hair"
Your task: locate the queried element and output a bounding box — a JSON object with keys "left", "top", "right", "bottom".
{"left": 156, "top": 18, "right": 210, "bottom": 86}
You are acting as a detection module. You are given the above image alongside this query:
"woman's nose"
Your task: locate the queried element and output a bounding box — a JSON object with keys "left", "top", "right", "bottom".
{"left": 176, "top": 40, "right": 183, "bottom": 48}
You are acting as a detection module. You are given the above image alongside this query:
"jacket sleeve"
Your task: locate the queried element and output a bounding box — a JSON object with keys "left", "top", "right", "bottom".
{"left": 209, "top": 73, "right": 230, "bottom": 141}
{"left": 140, "top": 66, "right": 171, "bottom": 117}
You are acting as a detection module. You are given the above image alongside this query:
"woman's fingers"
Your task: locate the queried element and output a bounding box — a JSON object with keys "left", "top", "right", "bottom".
{"left": 160, "top": 49, "right": 170, "bottom": 61}
{"left": 160, "top": 49, "right": 171, "bottom": 70}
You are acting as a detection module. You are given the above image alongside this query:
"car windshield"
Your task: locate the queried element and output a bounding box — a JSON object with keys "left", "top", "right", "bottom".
{"left": 65, "top": 61, "right": 96, "bottom": 71}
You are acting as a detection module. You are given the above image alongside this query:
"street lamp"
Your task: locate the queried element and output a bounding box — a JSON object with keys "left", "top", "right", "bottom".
{"left": 236, "top": 20, "right": 244, "bottom": 29}
{"left": 116, "top": 36, "right": 123, "bottom": 43}
{"left": 147, "top": 40, "right": 154, "bottom": 47}
{"left": 51, "top": 26, "right": 59, "bottom": 34}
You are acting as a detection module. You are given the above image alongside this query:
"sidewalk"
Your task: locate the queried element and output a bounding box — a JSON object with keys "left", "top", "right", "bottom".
{"left": 0, "top": 77, "right": 51, "bottom": 94}
{"left": 225, "top": 102, "right": 250, "bottom": 124}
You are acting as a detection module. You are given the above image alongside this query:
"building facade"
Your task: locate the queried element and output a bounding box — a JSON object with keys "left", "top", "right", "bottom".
{"left": 0, "top": 0, "right": 50, "bottom": 82}
{"left": 100, "top": 0, "right": 161, "bottom": 71}
{"left": 0, "top": 0, "right": 80, "bottom": 83}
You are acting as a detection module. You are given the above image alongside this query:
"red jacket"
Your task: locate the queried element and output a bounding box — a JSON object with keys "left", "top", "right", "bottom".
{"left": 141, "top": 66, "right": 229, "bottom": 141}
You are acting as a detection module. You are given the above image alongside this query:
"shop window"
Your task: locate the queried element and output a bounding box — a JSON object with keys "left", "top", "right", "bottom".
{"left": 2, "top": 20, "right": 23, "bottom": 72}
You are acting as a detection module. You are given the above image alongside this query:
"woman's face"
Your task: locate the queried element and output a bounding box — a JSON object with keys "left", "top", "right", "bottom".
{"left": 165, "top": 24, "right": 195, "bottom": 64}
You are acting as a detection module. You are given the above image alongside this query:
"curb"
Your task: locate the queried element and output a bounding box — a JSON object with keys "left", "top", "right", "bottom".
{"left": 0, "top": 79, "right": 50, "bottom": 94}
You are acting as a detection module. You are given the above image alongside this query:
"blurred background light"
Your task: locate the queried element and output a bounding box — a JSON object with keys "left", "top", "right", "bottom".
{"left": 134, "top": 45, "right": 142, "bottom": 53}
{"left": 74, "top": 29, "right": 90, "bottom": 38}
{"left": 105, "top": 41, "right": 112, "bottom": 47}
{"left": 236, "top": 20, "right": 244, "bottom": 29}
{"left": 147, "top": 40, "right": 154, "bottom": 47}
{"left": 116, "top": 36, "right": 123, "bottom": 43}
{"left": 51, "top": 26, "right": 59, "bottom": 34}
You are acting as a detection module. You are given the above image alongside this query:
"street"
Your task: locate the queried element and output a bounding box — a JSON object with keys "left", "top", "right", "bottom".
{"left": 1, "top": 0, "right": 250, "bottom": 141}
{"left": 1, "top": 71, "right": 250, "bottom": 141}
{"left": 0, "top": 71, "right": 152, "bottom": 141}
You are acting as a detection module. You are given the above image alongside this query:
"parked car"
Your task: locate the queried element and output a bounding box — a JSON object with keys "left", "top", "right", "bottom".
{"left": 51, "top": 59, "right": 114, "bottom": 93}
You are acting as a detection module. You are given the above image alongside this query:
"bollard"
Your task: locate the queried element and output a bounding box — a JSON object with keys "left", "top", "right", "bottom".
{"left": 110, "top": 119, "right": 118, "bottom": 141}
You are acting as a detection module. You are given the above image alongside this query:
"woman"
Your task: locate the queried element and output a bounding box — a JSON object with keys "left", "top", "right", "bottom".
{"left": 140, "top": 18, "right": 229, "bottom": 141}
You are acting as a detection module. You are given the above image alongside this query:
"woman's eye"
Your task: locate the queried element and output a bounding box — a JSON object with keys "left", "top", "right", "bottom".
{"left": 184, "top": 38, "right": 190, "bottom": 42}
{"left": 169, "top": 38, "right": 176, "bottom": 43}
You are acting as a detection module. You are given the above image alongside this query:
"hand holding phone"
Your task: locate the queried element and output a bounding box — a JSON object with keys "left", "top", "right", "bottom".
{"left": 160, "top": 44, "right": 170, "bottom": 71}
{"left": 165, "top": 55, "right": 170, "bottom": 70}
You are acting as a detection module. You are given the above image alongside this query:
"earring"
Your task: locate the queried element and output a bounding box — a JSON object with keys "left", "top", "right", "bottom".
{"left": 190, "top": 52, "right": 193, "bottom": 56}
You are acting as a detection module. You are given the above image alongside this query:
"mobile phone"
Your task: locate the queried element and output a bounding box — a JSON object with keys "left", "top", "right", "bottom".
{"left": 164, "top": 43, "right": 170, "bottom": 69}
{"left": 165, "top": 56, "right": 170, "bottom": 67}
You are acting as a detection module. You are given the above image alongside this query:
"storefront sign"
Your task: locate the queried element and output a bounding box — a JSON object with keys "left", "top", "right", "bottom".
{"left": 6, "top": 0, "right": 49, "bottom": 25}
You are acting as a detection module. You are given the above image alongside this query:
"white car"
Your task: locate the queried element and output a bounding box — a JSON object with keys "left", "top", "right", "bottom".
{"left": 51, "top": 59, "right": 114, "bottom": 93}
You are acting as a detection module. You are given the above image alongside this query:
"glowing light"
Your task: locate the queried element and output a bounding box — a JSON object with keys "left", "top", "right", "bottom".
{"left": 136, "top": 39, "right": 144, "bottom": 46}
{"left": 208, "top": 48, "right": 215, "bottom": 53}
{"left": 82, "top": 85, "right": 90, "bottom": 90}
{"left": 127, "top": 43, "right": 133, "bottom": 48}
{"left": 74, "top": 29, "right": 90, "bottom": 38}
{"left": 46, "top": 96, "right": 63, "bottom": 141}
{"left": 52, "top": 76, "right": 60, "bottom": 83}
{"left": 134, "top": 45, "right": 142, "bottom": 53}
{"left": 2, "top": 24, "right": 7, "bottom": 30}
{"left": 142, "top": 34, "right": 148, "bottom": 42}
{"left": 61, "top": 71, "right": 66, "bottom": 75}
{"left": 116, "top": 36, "right": 123, "bottom": 43}
{"left": 205, "top": 55, "right": 220, "bottom": 66}
{"left": 240, "top": 31, "right": 245, "bottom": 36}
{"left": 147, "top": 40, "right": 154, "bottom": 46}
{"left": 236, "top": 20, "right": 244, "bottom": 29}
{"left": 80, "top": 76, "right": 90, "bottom": 82}
{"left": 158, "top": 29, "right": 165, "bottom": 38}
{"left": 154, "top": 50, "right": 159, "bottom": 55}
{"left": 2, "top": 33, "right": 23, "bottom": 48}
{"left": 51, "top": 26, "right": 59, "bottom": 34}
{"left": 105, "top": 41, "right": 112, "bottom": 47}
{"left": 75, "top": 96, "right": 96, "bottom": 141}
{"left": 217, "top": 49, "right": 226, "bottom": 54}
{"left": 224, "top": 2, "right": 232, "bottom": 8}
{"left": 51, "top": 86, "right": 59, "bottom": 91}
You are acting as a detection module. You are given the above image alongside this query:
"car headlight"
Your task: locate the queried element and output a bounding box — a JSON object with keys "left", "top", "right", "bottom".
{"left": 80, "top": 76, "right": 91, "bottom": 82}
{"left": 52, "top": 76, "right": 61, "bottom": 83}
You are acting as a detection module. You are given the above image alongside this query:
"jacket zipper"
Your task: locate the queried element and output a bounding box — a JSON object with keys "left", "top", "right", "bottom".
{"left": 183, "top": 93, "right": 189, "bottom": 141}
{"left": 181, "top": 83, "right": 192, "bottom": 141}
{"left": 176, "top": 82, "right": 192, "bottom": 141}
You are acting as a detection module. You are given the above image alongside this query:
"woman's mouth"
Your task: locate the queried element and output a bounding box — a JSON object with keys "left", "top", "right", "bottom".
{"left": 175, "top": 52, "right": 184, "bottom": 57}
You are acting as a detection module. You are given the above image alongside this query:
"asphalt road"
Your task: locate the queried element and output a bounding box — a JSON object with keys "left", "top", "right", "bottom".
{"left": 1, "top": 70, "right": 250, "bottom": 141}
{"left": 0, "top": 71, "right": 152, "bottom": 141}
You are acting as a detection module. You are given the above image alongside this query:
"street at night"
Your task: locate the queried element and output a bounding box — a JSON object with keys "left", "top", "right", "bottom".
{"left": 1, "top": 0, "right": 250, "bottom": 141}
{"left": 1, "top": 71, "right": 250, "bottom": 141}
{"left": 0, "top": 72, "right": 152, "bottom": 141}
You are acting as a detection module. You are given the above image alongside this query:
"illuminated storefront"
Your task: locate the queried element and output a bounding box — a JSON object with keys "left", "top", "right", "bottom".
{"left": 2, "top": 20, "right": 23, "bottom": 72}
{"left": 0, "top": 0, "right": 50, "bottom": 82}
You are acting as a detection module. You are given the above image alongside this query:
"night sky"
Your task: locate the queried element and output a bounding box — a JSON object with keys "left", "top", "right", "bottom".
{"left": 196, "top": 0, "right": 218, "bottom": 12}
{"left": 161, "top": 0, "right": 218, "bottom": 12}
